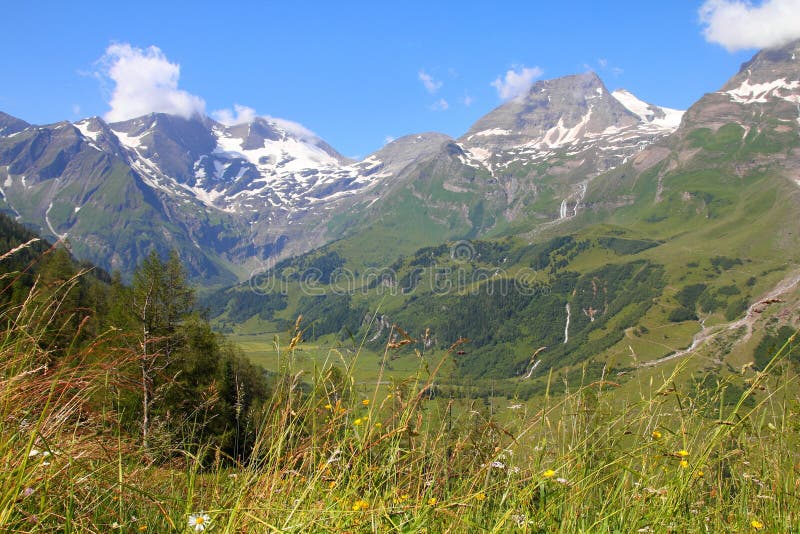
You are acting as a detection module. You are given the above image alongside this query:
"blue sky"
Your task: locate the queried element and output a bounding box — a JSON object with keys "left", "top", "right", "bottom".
{"left": 0, "top": 1, "right": 796, "bottom": 158}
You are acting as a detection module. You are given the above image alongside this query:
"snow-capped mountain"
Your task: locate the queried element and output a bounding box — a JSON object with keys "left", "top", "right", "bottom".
{"left": 75, "top": 113, "right": 390, "bottom": 214}
{"left": 0, "top": 70, "right": 687, "bottom": 283}
{"left": 456, "top": 72, "right": 683, "bottom": 179}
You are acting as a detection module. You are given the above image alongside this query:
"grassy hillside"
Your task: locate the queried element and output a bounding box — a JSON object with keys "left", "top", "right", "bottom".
{"left": 202, "top": 114, "right": 800, "bottom": 412}
{"left": 3, "top": 268, "right": 799, "bottom": 531}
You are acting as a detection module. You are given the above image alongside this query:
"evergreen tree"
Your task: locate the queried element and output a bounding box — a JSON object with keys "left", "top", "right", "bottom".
{"left": 36, "top": 247, "right": 81, "bottom": 354}
{"left": 130, "top": 249, "right": 195, "bottom": 449}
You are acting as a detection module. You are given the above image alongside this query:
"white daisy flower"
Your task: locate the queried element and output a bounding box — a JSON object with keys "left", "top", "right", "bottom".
{"left": 188, "top": 513, "right": 211, "bottom": 532}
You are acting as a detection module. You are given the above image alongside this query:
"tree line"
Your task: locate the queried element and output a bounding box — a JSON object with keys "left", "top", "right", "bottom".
{"left": 0, "top": 213, "right": 269, "bottom": 461}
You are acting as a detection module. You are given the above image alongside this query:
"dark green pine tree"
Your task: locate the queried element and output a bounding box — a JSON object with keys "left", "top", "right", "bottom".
{"left": 36, "top": 246, "right": 81, "bottom": 354}
{"left": 126, "top": 248, "right": 269, "bottom": 457}
{"left": 130, "top": 249, "right": 196, "bottom": 450}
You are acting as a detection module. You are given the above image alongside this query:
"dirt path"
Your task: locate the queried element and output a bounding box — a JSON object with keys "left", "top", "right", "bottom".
{"left": 638, "top": 270, "right": 800, "bottom": 368}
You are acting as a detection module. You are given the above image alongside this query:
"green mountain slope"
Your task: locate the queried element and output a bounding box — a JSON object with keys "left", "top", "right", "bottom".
{"left": 205, "top": 41, "right": 800, "bottom": 396}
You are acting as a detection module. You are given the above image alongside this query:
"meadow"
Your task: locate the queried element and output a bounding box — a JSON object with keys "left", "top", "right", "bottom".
{"left": 2, "top": 271, "right": 797, "bottom": 533}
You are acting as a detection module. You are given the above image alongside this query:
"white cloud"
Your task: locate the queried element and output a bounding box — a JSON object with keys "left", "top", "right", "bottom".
{"left": 212, "top": 104, "right": 319, "bottom": 141}
{"left": 98, "top": 43, "right": 206, "bottom": 122}
{"left": 212, "top": 104, "right": 257, "bottom": 125}
{"left": 461, "top": 94, "right": 475, "bottom": 107}
{"left": 491, "top": 65, "right": 543, "bottom": 101}
{"left": 71, "top": 104, "right": 81, "bottom": 116}
{"left": 598, "top": 58, "right": 608, "bottom": 68}
{"left": 430, "top": 98, "right": 449, "bottom": 111}
{"left": 215, "top": 109, "right": 318, "bottom": 142}
{"left": 418, "top": 70, "right": 443, "bottom": 94}
{"left": 269, "top": 116, "right": 319, "bottom": 141}
{"left": 699, "top": 0, "right": 800, "bottom": 51}
{"left": 384, "top": 135, "right": 396, "bottom": 145}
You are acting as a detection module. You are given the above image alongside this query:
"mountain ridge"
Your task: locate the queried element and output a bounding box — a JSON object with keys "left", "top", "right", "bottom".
{"left": 10, "top": 58, "right": 781, "bottom": 284}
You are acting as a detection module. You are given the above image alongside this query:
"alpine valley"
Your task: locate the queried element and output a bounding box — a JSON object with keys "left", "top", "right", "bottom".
{"left": 2, "top": 40, "right": 800, "bottom": 389}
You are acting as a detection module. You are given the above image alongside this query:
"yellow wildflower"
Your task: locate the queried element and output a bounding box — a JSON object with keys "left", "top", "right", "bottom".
{"left": 475, "top": 492, "right": 486, "bottom": 501}
{"left": 352, "top": 499, "right": 369, "bottom": 511}
{"left": 324, "top": 403, "right": 333, "bottom": 410}
{"left": 695, "top": 470, "right": 704, "bottom": 478}
{"left": 543, "top": 469, "right": 556, "bottom": 478}
{"left": 428, "top": 497, "right": 438, "bottom": 506}
{"left": 679, "top": 460, "right": 689, "bottom": 469}
{"left": 362, "top": 399, "right": 370, "bottom": 406}
{"left": 374, "top": 422, "right": 382, "bottom": 428}
{"left": 751, "top": 519, "right": 764, "bottom": 530}
{"left": 353, "top": 418, "right": 363, "bottom": 426}
{"left": 651, "top": 430, "right": 662, "bottom": 439}
{"left": 676, "top": 450, "right": 689, "bottom": 458}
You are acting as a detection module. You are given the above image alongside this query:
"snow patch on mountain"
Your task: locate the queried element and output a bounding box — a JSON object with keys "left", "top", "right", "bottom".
{"left": 724, "top": 78, "right": 800, "bottom": 104}
{"left": 542, "top": 108, "right": 594, "bottom": 148}
{"left": 74, "top": 120, "right": 100, "bottom": 143}
{"left": 114, "top": 129, "right": 145, "bottom": 149}
{"left": 213, "top": 126, "right": 340, "bottom": 177}
{"left": 179, "top": 182, "right": 230, "bottom": 210}
{"left": 470, "top": 128, "right": 514, "bottom": 138}
{"left": 611, "top": 90, "right": 684, "bottom": 130}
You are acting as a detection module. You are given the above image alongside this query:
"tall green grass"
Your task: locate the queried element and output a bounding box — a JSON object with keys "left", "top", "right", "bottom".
{"left": 0, "top": 256, "right": 797, "bottom": 532}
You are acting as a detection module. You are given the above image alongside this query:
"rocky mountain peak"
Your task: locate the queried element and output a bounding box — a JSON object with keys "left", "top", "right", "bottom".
{"left": 730, "top": 38, "right": 800, "bottom": 87}
{"left": 220, "top": 117, "right": 349, "bottom": 164}
{"left": 452, "top": 72, "right": 683, "bottom": 183}
{"left": 0, "top": 112, "right": 29, "bottom": 136}
{"left": 105, "top": 113, "right": 217, "bottom": 184}
{"left": 680, "top": 38, "right": 800, "bottom": 131}
{"left": 460, "top": 72, "right": 680, "bottom": 153}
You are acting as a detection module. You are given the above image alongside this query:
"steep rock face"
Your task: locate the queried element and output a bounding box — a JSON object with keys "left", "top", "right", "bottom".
{"left": 110, "top": 113, "right": 218, "bottom": 183}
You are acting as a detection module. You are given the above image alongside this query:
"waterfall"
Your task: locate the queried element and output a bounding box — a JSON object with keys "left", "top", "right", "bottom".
{"left": 559, "top": 199, "right": 568, "bottom": 219}
{"left": 564, "top": 303, "right": 570, "bottom": 344}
